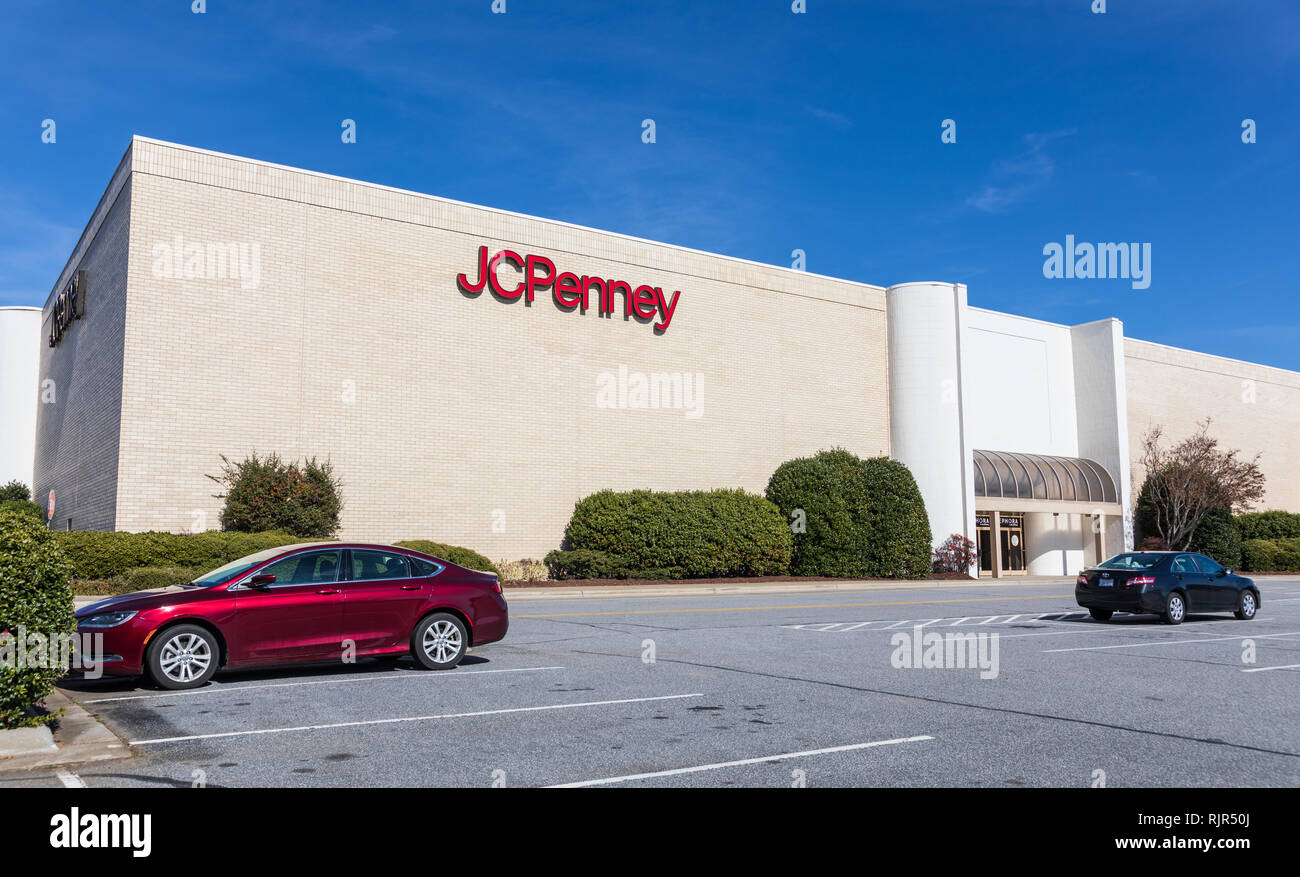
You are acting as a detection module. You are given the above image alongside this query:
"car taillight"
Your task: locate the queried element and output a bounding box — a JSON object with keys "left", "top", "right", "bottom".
{"left": 1128, "top": 576, "right": 1155, "bottom": 588}
{"left": 1077, "top": 574, "right": 1088, "bottom": 586}
{"left": 490, "top": 576, "right": 502, "bottom": 595}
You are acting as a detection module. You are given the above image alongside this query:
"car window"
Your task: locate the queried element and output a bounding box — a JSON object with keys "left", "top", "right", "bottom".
{"left": 351, "top": 550, "right": 410, "bottom": 580}
{"left": 1193, "top": 554, "right": 1224, "bottom": 574}
{"left": 257, "top": 550, "right": 342, "bottom": 586}
{"left": 1097, "top": 553, "right": 1163, "bottom": 570}
{"left": 1171, "top": 555, "right": 1198, "bottom": 574}
{"left": 410, "top": 557, "right": 443, "bottom": 577}
{"left": 194, "top": 545, "right": 298, "bottom": 585}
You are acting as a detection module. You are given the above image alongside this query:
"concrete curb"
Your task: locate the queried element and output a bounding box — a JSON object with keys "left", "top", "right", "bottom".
{"left": 502, "top": 577, "right": 1079, "bottom": 601}
{"left": 71, "top": 574, "right": 1296, "bottom": 606}
{"left": 0, "top": 689, "right": 129, "bottom": 772}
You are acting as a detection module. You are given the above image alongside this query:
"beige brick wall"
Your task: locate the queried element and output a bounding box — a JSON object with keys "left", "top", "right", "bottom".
{"left": 1125, "top": 338, "right": 1300, "bottom": 514}
{"left": 111, "top": 138, "right": 890, "bottom": 559}
{"left": 33, "top": 148, "right": 134, "bottom": 531}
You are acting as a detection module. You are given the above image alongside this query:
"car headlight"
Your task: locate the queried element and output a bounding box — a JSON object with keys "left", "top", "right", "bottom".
{"left": 79, "top": 611, "right": 138, "bottom": 628}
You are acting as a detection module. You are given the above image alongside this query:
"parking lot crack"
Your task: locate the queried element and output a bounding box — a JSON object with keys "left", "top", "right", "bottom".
{"left": 572, "top": 650, "right": 1300, "bottom": 760}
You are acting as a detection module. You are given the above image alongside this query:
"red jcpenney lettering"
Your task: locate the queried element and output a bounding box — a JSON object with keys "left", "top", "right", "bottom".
{"left": 457, "top": 246, "right": 681, "bottom": 333}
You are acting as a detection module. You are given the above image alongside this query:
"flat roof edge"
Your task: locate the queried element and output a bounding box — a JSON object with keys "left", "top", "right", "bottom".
{"left": 129, "top": 135, "right": 889, "bottom": 295}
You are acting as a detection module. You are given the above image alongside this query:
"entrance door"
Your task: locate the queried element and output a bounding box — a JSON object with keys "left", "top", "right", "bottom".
{"left": 975, "top": 512, "right": 1027, "bottom": 575}
{"left": 999, "top": 515, "right": 1026, "bottom": 573}
{"left": 976, "top": 514, "right": 993, "bottom": 573}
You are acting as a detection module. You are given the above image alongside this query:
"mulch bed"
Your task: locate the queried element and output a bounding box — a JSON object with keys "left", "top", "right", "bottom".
{"left": 502, "top": 571, "right": 973, "bottom": 589}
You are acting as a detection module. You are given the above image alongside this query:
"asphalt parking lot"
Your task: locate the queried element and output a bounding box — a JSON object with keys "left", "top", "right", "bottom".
{"left": 5, "top": 578, "right": 1299, "bottom": 788}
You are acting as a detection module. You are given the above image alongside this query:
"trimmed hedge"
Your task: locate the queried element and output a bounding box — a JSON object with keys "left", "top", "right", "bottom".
{"left": 1188, "top": 508, "right": 1242, "bottom": 570}
{"left": 393, "top": 540, "right": 499, "bottom": 576}
{"left": 1236, "top": 510, "right": 1300, "bottom": 542}
{"left": 52, "top": 530, "right": 305, "bottom": 580}
{"left": 0, "top": 510, "right": 76, "bottom": 728}
{"left": 544, "top": 549, "right": 623, "bottom": 580}
{"left": 0, "top": 499, "right": 44, "bottom": 523}
{"left": 765, "top": 449, "right": 932, "bottom": 578}
{"left": 551, "top": 488, "right": 792, "bottom": 580}
{"left": 1241, "top": 538, "right": 1300, "bottom": 573}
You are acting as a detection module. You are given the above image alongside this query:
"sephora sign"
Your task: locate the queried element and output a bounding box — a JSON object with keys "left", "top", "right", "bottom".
{"left": 457, "top": 246, "right": 681, "bottom": 333}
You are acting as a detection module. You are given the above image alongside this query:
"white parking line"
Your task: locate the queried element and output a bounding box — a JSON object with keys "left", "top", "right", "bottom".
{"left": 54, "top": 770, "right": 86, "bottom": 788}
{"left": 84, "top": 665, "right": 564, "bottom": 704}
{"left": 785, "top": 610, "right": 1088, "bottom": 632}
{"left": 129, "top": 692, "right": 704, "bottom": 745}
{"left": 1043, "top": 631, "right": 1300, "bottom": 653}
{"left": 1241, "top": 663, "right": 1300, "bottom": 673}
{"left": 546, "top": 735, "right": 935, "bottom": 788}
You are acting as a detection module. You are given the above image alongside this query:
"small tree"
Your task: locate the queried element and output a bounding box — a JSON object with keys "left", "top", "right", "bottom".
{"left": 208, "top": 453, "right": 343, "bottom": 539}
{"left": 1136, "top": 420, "right": 1264, "bottom": 551}
{"left": 0, "top": 481, "right": 31, "bottom": 503}
{"left": 932, "top": 533, "right": 978, "bottom": 573}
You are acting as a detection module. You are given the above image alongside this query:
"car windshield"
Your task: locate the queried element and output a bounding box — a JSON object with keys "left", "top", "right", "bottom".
{"left": 191, "top": 546, "right": 293, "bottom": 586}
{"left": 1097, "top": 553, "right": 1164, "bottom": 571}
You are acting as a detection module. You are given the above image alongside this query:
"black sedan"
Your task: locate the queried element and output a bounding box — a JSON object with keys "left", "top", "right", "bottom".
{"left": 1076, "top": 551, "right": 1259, "bottom": 625}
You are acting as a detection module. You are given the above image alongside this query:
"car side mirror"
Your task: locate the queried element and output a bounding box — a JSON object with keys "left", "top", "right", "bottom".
{"left": 1219, "top": 569, "right": 1230, "bottom": 577}
{"left": 248, "top": 573, "right": 276, "bottom": 587}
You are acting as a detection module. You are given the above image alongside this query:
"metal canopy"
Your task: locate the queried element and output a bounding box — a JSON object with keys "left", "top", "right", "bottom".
{"left": 972, "top": 449, "right": 1118, "bottom": 504}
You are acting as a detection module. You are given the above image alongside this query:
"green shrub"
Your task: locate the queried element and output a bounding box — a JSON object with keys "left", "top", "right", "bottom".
{"left": 393, "top": 540, "right": 499, "bottom": 576}
{"left": 1241, "top": 538, "right": 1300, "bottom": 572}
{"left": 1136, "top": 477, "right": 1246, "bottom": 568}
{"left": 544, "top": 549, "right": 622, "bottom": 579}
{"left": 208, "top": 453, "right": 343, "bottom": 538}
{"left": 52, "top": 530, "right": 303, "bottom": 579}
{"left": 0, "top": 510, "right": 76, "bottom": 728}
{"left": 1188, "top": 508, "right": 1242, "bottom": 570}
{"left": 0, "top": 481, "right": 32, "bottom": 503}
{"left": 765, "top": 449, "right": 931, "bottom": 578}
{"left": 123, "top": 566, "right": 207, "bottom": 591}
{"left": 0, "top": 499, "right": 44, "bottom": 523}
{"left": 1236, "top": 510, "right": 1300, "bottom": 542}
{"left": 556, "top": 488, "right": 792, "bottom": 579}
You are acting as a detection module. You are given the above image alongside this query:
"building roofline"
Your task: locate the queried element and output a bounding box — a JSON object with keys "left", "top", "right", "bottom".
{"left": 1124, "top": 335, "right": 1300, "bottom": 381}
{"left": 129, "top": 135, "right": 889, "bottom": 294}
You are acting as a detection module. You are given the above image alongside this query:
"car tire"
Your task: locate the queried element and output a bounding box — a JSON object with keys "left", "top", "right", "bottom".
{"left": 1088, "top": 608, "right": 1113, "bottom": 622}
{"left": 411, "top": 613, "right": 467, "bottom": 670}
{"left": 145, "top": 624, "right": 219, "bottom": 690}
{"left": 1234, "top": 590, "right": 1258, "bottom": 621}
{"left": 1163, "top": 592, "right": 1186, "bottom": 625}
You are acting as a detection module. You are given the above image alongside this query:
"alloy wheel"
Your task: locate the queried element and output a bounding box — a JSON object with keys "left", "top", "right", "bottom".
{"left": 158, "top": 632, "right": 213, "bottom": 684}
{"left": 422, "top": 620, "right": 463, "bottom": 664}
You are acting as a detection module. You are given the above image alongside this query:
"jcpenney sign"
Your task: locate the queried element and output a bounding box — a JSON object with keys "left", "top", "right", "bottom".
{"left": 48, "top": 270, "right": 87, "bottom": 348}
{"left": 457, "top": 246, "right": 681, "bottom": 333}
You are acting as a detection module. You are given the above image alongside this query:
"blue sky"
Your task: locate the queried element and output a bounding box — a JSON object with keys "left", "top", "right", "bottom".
{"left": 2, "top": 0, "right": 1297, "bottom": 368}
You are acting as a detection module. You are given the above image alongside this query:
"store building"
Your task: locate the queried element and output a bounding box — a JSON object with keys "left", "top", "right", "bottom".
{"left": 3, "top": 137, "right": 1298, "bottom": 575}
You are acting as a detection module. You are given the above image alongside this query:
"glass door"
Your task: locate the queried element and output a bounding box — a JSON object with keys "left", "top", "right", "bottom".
{"left": 976, "top": 513, "right": 993, "bottom": 573}
{"left": 999, "top": 514, "right": 1026, "bottom": 573}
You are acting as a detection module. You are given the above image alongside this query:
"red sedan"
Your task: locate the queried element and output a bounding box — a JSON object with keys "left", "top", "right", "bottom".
{"left": 74, "top": 543, "right": 509, "bottom": 689}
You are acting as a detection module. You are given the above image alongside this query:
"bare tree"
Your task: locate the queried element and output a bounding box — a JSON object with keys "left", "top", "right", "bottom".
{"left": 1137, "top": 419, "right": 1265, "bottom": 550}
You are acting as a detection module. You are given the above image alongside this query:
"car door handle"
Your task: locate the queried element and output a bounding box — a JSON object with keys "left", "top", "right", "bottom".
{"left": 317, "top": 588, "right": 340, "bottom": 595}
{"left": 400, "top": 585, "right": 421, "bottom": 591}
